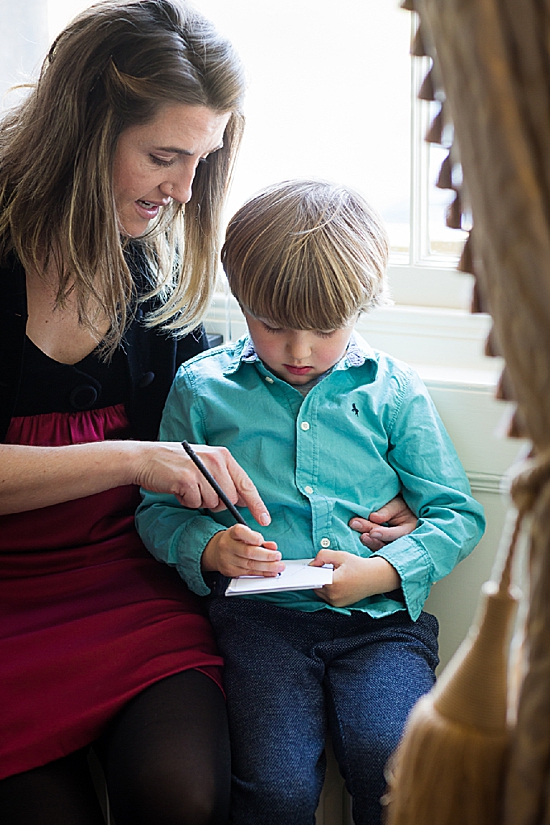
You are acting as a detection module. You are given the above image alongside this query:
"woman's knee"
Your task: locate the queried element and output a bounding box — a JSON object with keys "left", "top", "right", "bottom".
{"left": 100, "top": 671, "right": 231, "bottom": 825}
{"left": 109, "top": 764, "right": 229, "bottom": 825}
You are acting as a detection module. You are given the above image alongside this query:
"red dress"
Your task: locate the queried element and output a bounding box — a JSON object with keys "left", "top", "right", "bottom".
{"left": 0, "top": 340, "right": 222, "bottom": 780}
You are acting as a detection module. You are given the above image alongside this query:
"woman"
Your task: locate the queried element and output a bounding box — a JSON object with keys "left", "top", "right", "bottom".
{"left": 0, "top": 2, "right": 256, "bottom": 823}
{"left": 0, "top": 2, "right": 415, "bottom": 822}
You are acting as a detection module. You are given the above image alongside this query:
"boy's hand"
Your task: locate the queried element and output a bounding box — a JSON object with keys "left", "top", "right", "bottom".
{"left": 349, "top": 494, "right": 417, "bottom": 551}
{"left": 310, "top": 550, "right": 400, "bottom": 608}
{"left": 201, "top": 524, "right": 284, "bottom": 579}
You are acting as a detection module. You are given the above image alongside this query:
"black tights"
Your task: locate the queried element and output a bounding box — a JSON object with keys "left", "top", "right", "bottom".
{"left": 0, "top": 670, "right": 231, "bottom": 825}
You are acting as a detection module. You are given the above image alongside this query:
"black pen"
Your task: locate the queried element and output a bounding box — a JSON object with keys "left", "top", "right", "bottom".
{"left": 181, "top": 439, "right": 244, "bottom": 597}
{"left": 181, "top": 440, "right": 247, "bottom": 526}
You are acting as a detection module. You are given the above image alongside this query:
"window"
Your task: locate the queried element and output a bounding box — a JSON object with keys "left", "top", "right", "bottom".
{"left": 195, "top": 0, "right": 471, "bottom": 309}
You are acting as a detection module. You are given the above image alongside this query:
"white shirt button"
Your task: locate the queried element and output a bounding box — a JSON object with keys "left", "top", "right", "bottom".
{"left": 320, "top": 538, "right": 331, "bottom": 548}
{"left": 304, "top": 485, "right": 313, "bottom": 494}
{"left": 301, "top": 421, "right": 310, "bottom": 431}
{"left": 265, "top": 376, "right": 274, "bottom": 383}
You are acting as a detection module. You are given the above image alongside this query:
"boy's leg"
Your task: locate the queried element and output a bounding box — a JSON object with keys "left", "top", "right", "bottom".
{"left": 325, "top": 610, "right": 439, "bottom": 825}
{"left": 208, "top": 598, "right": 327, "bottom": 825}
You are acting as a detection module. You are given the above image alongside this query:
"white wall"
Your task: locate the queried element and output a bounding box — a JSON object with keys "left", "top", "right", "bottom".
{"left": 422, "top": 387, "right": 522, "bottom": 670}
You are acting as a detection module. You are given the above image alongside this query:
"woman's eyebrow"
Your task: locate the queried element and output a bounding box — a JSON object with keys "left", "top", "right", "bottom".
{"left": 154, "top": 143, "right": 224, "bottom": 155}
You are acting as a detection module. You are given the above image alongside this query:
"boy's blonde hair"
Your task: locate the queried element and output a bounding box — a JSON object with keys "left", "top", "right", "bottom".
{"left": 222, "top": 179, "right": 390, "bottom": 330}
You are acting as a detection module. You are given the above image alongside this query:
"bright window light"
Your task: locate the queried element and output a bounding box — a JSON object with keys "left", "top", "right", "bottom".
{"left": 41, "top": 1, "right": 470, "bottom": 307}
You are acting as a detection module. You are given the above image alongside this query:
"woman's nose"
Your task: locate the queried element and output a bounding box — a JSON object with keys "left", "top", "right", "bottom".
{"left": 160, "top": 164, "right": 196, "bottom": 205}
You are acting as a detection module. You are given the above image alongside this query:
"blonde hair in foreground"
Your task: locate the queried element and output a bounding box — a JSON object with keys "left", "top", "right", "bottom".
{"left": 222, "top": 179, "right": 391, "bottom": 331}
{"left": 0, "top": 0, "right": 245, "bottom": 354}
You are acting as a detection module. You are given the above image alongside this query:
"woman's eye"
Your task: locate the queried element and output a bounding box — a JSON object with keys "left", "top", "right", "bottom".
{"left": 150, "top": 155, "right": 175, "bottom": 167}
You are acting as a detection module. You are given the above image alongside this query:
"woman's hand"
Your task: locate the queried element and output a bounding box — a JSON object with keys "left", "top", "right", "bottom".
{"left": 349, "top": 495, "right": 417, "bottom": 551}
{"left": 134, "top": 442, "right": 271, "bottom": 527}
{"left": 310, "top": 550, "right": 400, "bottom": 608}
{"left": 0, "top": 440, "right": 271, "bottom": 524}
{"left": 201, "top": 524, "right": 284, "bottom": 579}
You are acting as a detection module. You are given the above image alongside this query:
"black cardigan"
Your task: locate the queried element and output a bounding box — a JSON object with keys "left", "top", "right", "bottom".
{"left": 0, "top": 253, "right": 208, "bottom": 443}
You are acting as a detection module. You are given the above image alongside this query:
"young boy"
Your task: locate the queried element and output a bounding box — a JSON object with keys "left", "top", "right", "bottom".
{"left": 136, "top": 179, "right": 485, "bottom": 825}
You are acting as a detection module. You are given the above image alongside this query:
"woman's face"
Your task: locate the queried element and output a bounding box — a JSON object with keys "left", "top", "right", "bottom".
{"left": 113, "top": 102, "right": 231, "bottom": 237}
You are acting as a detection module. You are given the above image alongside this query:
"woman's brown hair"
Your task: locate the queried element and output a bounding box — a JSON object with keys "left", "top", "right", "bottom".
{"left": 0, "top": 0, "right": 245, "bottom": 353}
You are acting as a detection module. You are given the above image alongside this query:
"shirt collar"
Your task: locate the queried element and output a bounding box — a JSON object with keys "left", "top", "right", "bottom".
{"left": 223, "top": 331, "right": 378, "bottom": 377}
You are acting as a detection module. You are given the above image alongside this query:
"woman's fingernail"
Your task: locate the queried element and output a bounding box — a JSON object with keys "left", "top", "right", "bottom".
{"left": 371, "top": 530, "right": 382, "bottom": 539}
{"left": 260, "top": 512, "right": 270, "bottom": 526}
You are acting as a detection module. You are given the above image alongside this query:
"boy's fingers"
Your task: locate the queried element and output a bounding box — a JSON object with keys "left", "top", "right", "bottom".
{"left": 311, "top": 549, "right": 342, "bottom": 568}
{"left": 236, "top": 552, "right": 285, "bottom": 576}
{"left": 262, "top": 540, "right": 279, "bottom": 550}
{"left": 235, "top": 539, "right": 283, "bottom": 577}
{"left": 239, "top": 547, "right": 282, "bottom": 564}
{"left": 229, "top": 523, "right": 265, "bottom": 545}
{"left": 229, "top": 527, "right": 280, "bottom": 557}
{"left": 233, "top": 536, "right": 282, "bottom": 562}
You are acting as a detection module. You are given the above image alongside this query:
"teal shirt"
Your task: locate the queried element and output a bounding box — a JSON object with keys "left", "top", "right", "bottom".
{"left": 136, "top": 333, "right": 485, "bottom": 621}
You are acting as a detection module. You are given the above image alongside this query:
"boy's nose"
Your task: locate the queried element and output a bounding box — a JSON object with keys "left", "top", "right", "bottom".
{"left": 288, "top": 333, "right": 312, "bottom": 361}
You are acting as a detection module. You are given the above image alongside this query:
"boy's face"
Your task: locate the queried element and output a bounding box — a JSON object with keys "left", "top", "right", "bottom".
{"left": 243, "top": 310, "right": 357, "bottom": 386}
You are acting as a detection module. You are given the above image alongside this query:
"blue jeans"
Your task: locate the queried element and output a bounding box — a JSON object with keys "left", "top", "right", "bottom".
{"left": 208, "top": 598, "right": 439, "bottom": 825}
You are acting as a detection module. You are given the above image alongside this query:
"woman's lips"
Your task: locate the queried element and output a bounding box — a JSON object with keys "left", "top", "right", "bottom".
{"left": 284, "top": 364, "right": 312, "bottom": 376}
{"left": 135, "top": 199, "right": 162, "bottom": 220}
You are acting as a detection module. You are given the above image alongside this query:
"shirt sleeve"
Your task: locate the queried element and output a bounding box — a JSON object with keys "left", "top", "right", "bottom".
{"left": 375, "top": 366, "right": 486, "bottom": 620}
{"left": 135, "top": 363, "right": 227, "bottom": 596}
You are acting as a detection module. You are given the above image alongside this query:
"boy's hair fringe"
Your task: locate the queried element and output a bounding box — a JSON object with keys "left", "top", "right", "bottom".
{"left": 221, "top": 179, "right": 391, "bottom": 331}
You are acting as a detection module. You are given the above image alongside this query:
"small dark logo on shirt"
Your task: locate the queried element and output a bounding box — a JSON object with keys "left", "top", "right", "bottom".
{"left": 352, "top": 403, "right": 359, "bottom": 416}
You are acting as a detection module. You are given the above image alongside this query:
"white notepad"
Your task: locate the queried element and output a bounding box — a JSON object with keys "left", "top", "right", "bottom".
{"left": 225, "top": 559, "right": 333, "bottom": 596}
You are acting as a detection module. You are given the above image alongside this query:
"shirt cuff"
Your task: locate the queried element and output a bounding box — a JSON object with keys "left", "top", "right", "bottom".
{"left": 175, "top": 517, "right": 227, "bottom": 596}
{"left": 377, "top": 536, "right": 434, "bottom": 621}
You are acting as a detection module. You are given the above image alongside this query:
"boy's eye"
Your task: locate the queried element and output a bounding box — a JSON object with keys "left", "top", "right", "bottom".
{"left": 262, "top": 323, "right": 284, "bottom": 334}
{"left": 316, "top": 330, "right": 337, "bottom": 339}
